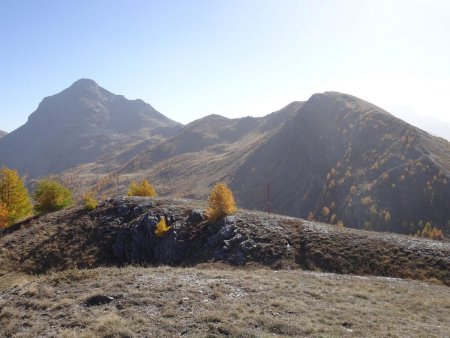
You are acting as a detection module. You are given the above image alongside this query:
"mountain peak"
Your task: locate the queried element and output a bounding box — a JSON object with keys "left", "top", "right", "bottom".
{"left": 68, "top": 78, "right": 99, "bottom": 91}
{"left": 0, "top": 80, "right": 182, "bottom": 177}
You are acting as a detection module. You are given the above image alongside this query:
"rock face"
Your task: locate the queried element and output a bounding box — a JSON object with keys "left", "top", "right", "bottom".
{"left": 0, "top": 79, "right": 182, "bottom": 177}
{"left": 110, "top": 198, "right": 289, "bottom": 266}
{"left": 0, "top": 130, "right": 6, "bottom": 138}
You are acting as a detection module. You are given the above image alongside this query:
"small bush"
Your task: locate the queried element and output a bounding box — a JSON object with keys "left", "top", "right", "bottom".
{"left": 127, "top": 179, "right": 157, "bottom": 197}
{"left": 154, "top": 218, "right": 170, "bottom": 237}
{"left": 207, "top": 182, "right": 236, "bottom": 222}
{"left": 33, "top": 179, "right": 73, "bottom": 213}
{"left": 416, "top": 223, "right": 444, "bottom": 240}
{"left": 83, "top": 191, "right": 98, "bottom": 210}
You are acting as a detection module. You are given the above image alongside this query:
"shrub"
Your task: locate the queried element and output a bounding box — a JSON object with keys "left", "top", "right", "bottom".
{"left": 154, "top": 217, "right": 170, "bottom": 237}
{"left": 429, "top": 227, "right": 444, "bottom": 240}
{"left": 33, "top": 179, "right": 73, "bottom": 213}
{"left": 0, "top": 166, "right": 33, "bottom": 226}
{"left": 127, "top": 179, "right": 157, "bottom": 197}
{"left": 416, "top": 223, "right": 444, "bottom": 240}
{"left": 207, "top": 182, "right": 236, "bottom": 222}
{"left": 83, "top": 191, "right": 98, "bottom": 210}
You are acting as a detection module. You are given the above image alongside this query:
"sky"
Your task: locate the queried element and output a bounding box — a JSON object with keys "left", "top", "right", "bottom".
{"left": 0, "top": 0, "right": 449, "bottom": 134}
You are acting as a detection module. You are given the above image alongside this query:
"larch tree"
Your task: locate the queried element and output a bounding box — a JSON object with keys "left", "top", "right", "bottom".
{"left": 33, "top": 178, "right": 73, "bottom": 213}
{"left": 207, "top": 182, "right": 237, "bottom": 222}
{"left": 127, "top": 179, "right": 157, "bottom": 197}
{"left": 0, "top": 166, "right": 33, "bottom": 227}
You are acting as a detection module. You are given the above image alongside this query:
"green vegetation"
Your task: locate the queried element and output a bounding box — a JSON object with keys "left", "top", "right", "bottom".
{"left": 0, "top": 166, "right": 33, "bottom": 227}
{"left": 206, "top": 182, "right": 237, "bottom": 221}
{"left": 127, "top": 179, "right": 157, "bottom": 197}
{"left": 33, "top": 178, "right": 73, "bottom": 214}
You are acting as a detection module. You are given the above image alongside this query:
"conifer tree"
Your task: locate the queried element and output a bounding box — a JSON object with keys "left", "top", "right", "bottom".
{"left": 33, "top": 178, "right": 73, "bottom": 213}
{"left": 207, "top": 182, "right": 237, "bottom": 221}
{"left": 127, "top": 179, "right": 157, "bottom": 197}
{"left": 83, "top": 191, "right": 98, "bottom": 210}
{"left": 154, "top": 217, "right": 171, "bottom": 237}
{"left": 0, "top": 166, "right": 33, "bottom": 226}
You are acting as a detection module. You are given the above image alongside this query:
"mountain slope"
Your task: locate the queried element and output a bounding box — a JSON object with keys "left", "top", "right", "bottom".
{"left": 230, "top": 92, "right": 450, "bottom": 234}
{"left": 57, "top": 92, "right": 450, "bottom": 236}
{"left": 56, "top": 101, "right": 302, "bottom": 198}
{"left": 2, "top": 81, "right": 448, "bottom": 236}
{"left": 0, "top": 79, "right": 182, "bottom": 177}
{"left": 0, "top": 130, "right": 6, "bottom": 138}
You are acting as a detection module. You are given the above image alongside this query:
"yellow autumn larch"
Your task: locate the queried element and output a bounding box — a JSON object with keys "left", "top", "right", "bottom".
{"left": 207, "top": 182, "right": 237, "bottom": 222}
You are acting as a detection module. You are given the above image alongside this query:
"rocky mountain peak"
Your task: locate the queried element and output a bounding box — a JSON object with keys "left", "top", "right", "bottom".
{"left": 0, "top": 79, "right": 182, "bottom": 177}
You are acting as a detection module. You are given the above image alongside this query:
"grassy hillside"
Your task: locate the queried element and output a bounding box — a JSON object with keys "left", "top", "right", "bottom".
{"left": 1, "top": 197, "right": 449, "bottom": 337}
{"left": 1, "top": 266, "right": 449, "bottom": 337}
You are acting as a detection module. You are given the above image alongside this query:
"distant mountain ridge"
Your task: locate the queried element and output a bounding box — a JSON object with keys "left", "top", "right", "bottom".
{"left": 0, "top": 130, "right": 6, "bottom": 138}
{"left": 0, "top": 79, "right": 182, "bottom": 177}
{"left": 1, "top": 80, "right": 449, "bottom": 236}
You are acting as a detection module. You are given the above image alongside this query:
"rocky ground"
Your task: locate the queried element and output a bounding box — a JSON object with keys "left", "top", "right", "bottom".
{"left": 1, "top": 197, "right": 449, "bottom": 285}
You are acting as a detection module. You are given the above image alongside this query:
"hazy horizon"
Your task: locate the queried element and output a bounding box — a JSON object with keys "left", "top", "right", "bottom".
{"left": 1, "top": 0, "right": 449, "bottom": 135}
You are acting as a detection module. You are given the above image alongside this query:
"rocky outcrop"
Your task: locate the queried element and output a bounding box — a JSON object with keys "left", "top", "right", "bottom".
{"left": 1, "top": 197, "right": 449, "bottom": 284}
{"left": 109, "top": 197, "right": 293, "bottom": 267}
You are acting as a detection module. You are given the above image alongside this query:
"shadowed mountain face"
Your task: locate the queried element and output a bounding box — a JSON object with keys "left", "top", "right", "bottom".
{"left": 0, "top": 79, "right": 182, "bottom": 177}
{"left": 0, "top": 130, "right": 6, "bottom": 138}
{"left": 230, "top": 92, "right": 450, "bottom": 234}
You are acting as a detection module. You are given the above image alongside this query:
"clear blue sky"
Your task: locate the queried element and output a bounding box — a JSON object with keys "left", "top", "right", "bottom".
{"left": 1, "top": 0, "right": 449, "bottom": 132}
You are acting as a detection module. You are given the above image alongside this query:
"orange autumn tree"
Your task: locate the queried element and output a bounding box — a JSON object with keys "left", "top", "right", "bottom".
{"left": 207, "top": 182, "right": 237, "bottom": 222}
{"left": 0, "top": 166, "right": 33, "bottom": 228}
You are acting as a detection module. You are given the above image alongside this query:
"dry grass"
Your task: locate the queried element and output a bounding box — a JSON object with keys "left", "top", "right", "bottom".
{"left": 1, "top": 266, "right": 449, "bottom": 337}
